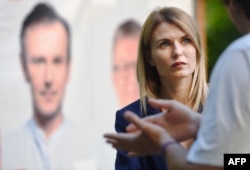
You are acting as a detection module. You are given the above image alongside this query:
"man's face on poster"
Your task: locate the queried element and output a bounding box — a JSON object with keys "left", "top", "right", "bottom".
{"left": 23, "top": 21, "right": 70, "bottom": 118}
{"left": 112, "top": 37, "right": 140, "bottom": 107}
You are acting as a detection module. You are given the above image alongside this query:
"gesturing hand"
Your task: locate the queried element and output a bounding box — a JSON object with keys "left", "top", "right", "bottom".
{"left": 126, "top": 98, "right": 201, "bottom": 142}
{"left": 104, "top": 111, "right": 173, "bottom": 156}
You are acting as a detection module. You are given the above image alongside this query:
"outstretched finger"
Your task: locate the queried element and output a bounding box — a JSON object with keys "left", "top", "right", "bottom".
{"left": 124, "top": 111, "right": 151, "bottom": 132}
{"left": 103, "top": 133, "right": 118, "bottom": 139}
{"left": 126, "top": 114, "right": 161, "bottom": 132}
{"left": 147, "top": 98, "right": 174, "bottom": 111}
{"left": 126, "top": 123, "right": 137, "bottom": 132}
{"left": 126, "top": 116, "right": 151, "bottom": 132}
{"left": 104, "top": 132, "right": 131, "bottom": 141}
{"left": 105, "top": 137, "right": 117, "bottom": 145}
{"left": 104, "top": 132, "right": 138, "bottom": 151}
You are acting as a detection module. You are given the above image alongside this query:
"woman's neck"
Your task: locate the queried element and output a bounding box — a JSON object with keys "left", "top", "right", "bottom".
{"left": 159, "top": 77, "right": 192, "bottom": 104}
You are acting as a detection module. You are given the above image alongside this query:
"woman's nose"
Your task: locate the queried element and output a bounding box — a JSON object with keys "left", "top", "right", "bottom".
{"left": 172, "top": 42, "right": 183, "bottom": 58}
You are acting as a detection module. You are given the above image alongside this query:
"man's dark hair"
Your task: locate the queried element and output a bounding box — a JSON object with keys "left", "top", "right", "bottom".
{"left": 113, "top": 19, "right": 141, "bottom": 46}
{"left": 223, "top": 0, "right": 250, "bottom": 19}
{"left": 20, "top": 3, "right": 71, "bottom": 61}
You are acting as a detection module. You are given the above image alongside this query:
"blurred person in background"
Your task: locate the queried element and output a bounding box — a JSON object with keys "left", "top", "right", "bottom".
{"left": 112, "top": 19, "right": 141, "bottom": 108}
{"left": 89, "top": 19, "right": 142, "bottom": 170}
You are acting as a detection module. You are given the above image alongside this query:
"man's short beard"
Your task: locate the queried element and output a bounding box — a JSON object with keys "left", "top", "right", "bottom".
{"left": 34, "top": 103, "right": 62, "bottom": 124}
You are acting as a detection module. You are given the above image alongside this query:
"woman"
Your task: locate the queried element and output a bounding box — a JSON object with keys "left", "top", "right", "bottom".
{"left": 114, "top": 6, "right": 208, "bottom": 170}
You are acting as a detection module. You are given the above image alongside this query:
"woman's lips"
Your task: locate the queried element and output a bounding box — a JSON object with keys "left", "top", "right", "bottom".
{"left": 171, "top": 62, "right": 186, "bottom": 67}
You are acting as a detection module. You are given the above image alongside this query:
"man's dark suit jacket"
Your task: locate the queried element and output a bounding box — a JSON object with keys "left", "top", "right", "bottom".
{"left": 115, "top": 99, "right": 168, "bottom": 170}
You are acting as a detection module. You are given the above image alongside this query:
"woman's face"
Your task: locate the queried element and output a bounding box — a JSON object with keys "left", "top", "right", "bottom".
{"left": 150, "top": 22, "right": 197, "bottom": 81}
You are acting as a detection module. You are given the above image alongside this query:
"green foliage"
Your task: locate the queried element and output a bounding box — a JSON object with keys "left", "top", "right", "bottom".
{"left": 206, "top": 0, "right": 240, "bottom": 78}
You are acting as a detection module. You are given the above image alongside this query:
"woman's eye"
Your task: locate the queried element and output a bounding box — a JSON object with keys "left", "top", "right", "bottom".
{"left": 182, "top": 37, "right": 192, "bottom": 44}
{"left": 160, "top": 41, "right": 170, "bottom": 48}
